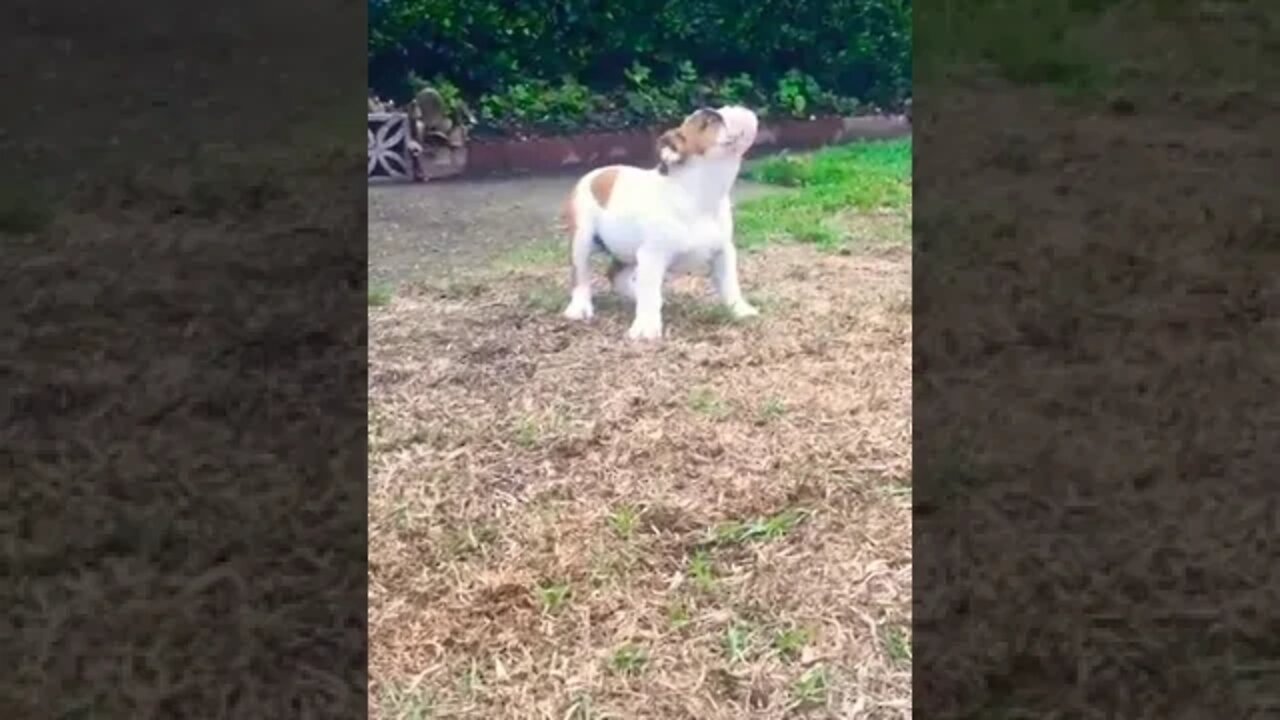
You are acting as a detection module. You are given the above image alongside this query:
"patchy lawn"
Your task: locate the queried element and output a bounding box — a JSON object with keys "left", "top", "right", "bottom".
{"left": 368, "top": 141, "right": 912, "bottom": 719}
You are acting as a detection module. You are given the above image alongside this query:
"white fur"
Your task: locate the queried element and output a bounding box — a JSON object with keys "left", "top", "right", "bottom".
{"left": 562, "top": 105, "right": 760, "bottom": 340}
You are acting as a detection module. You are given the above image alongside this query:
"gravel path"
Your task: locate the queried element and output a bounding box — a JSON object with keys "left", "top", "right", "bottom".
{"left": 368, "top": 173, "right": 785, "bottom": 285}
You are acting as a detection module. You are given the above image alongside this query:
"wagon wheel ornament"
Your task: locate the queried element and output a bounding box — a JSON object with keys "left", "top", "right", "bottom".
{"left": 368, "top": 115, "right": 412, "bottom": 179}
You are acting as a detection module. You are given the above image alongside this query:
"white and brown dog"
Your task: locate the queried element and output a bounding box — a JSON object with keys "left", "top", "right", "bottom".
{"left": 560, "top": 105, "right": 760, "bottom": 340}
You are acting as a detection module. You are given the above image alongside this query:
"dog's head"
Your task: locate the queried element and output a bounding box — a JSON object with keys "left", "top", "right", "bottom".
{"left": 656, "top": 105, "right": 759, "bottom": 175}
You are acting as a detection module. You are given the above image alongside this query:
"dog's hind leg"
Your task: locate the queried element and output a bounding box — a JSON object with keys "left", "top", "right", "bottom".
{"left": 562, "top": 195, "right": 596, "bottom": 321}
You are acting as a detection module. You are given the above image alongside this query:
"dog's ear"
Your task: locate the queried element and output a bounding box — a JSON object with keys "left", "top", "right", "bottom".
{"left": 677, "top": 108, "right": 726, "bottom": 157}
{"left": 686, "top": 107, "right": 725, "bottom": 131}
{"left": 655, "top": 128, "right": 686, "bottom": 175}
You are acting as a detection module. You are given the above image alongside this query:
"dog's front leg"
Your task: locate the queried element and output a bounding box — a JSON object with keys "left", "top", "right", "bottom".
{"left": 711, "top": 242, "right": 758, "bottom": 319}
{"left": 627, "top": 248, "right": 667, "bottom": 341}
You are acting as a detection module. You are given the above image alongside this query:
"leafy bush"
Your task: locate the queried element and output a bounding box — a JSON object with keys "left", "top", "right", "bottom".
{"left": 369, "top": 0, "right": 911, "bottom": 134}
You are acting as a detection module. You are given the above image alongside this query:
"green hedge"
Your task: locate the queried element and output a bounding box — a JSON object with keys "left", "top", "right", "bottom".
{"left": 369, "top": 0, "right": 911, "bottom": 134}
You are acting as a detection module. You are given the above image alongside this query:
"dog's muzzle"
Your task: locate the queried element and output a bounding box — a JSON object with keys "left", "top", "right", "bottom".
{"left": 716, "top": 106, "right": 759, "bottom": 151}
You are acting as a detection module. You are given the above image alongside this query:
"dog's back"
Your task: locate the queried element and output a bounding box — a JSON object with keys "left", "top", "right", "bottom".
{"left": 561, "top": 165, "right": 665, "bottom": 262}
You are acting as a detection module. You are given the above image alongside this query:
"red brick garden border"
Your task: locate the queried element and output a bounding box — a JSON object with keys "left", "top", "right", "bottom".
{"left": 457, "top": 113, "right": 909, "bottom": 179}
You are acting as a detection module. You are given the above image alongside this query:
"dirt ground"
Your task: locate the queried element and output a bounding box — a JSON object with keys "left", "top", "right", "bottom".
{"left": 367, "top": 173, "right": 912, "bottom": 718}
{"left": 368, "top": 175, "right": 786, "bottom": 284}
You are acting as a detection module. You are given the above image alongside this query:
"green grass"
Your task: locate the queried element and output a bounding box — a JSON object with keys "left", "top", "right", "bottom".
{"left": 789, "top": 666, "right": 830, "bottom": 709}
{"left": 687, "top": 387, "right": 731, "bottom": 419}
{"left": 496, "top": 238, "right": 562, "bottom": 269}
{"left": 536, "top": 581, "right": 572, "bottom": 614}
{"left": 705, "top": 508, "right": 810, "bottom": 547}
{"left": 369, "top": 284, "right": 393, "bottom": 307}
{"left": 607, "top": 505, "right": 640, "bottom": 540}
{"left": 379, "top": 682, "right": 436, "bottom": 720}
{"left": 514, "top": 416, "right": 542, "bottom": 447}
{"left": 757, "top": 397, "right": 788, "bottom": 424}
{"left": 446, "top": 523, "right": 499, "bottom": 559}
{"left": 739, "top": 138, "right": 911, "bottom": 251}
{"left": 667, "top": 601, "right": 692, "bottom": 630}
{"left": 882, "top": 625, "right": 912, "bottom": 666}
{"left": 722, "top": 623, "right": 756, "bottom": 664}
{"left": 773, "top": 626, "right": 813, "bottom": 662}
{"left": 609, "top": 645, "right": 649, "bottom": 675}
{"left": 688, "top": 549, "right": 717, "bottom": 592}
{"left": 523, "top": 283, "right": 564, "bottom": 313}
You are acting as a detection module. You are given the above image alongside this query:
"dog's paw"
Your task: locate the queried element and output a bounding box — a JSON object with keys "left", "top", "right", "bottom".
{"left": 563, "top": 299, "right": 594, "bottom": 321}
{"left": 626, "top": 317, "right": 663, "bottom": 341}
{"left": 729, "top": 301, "right": 759, "bottom": 319}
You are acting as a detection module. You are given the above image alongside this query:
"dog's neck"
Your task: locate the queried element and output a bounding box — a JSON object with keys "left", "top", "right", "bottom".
{"left": 662, "top": 156, "right": 743, "bottom": 212}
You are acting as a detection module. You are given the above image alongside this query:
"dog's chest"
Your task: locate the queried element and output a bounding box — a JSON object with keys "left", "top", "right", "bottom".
{"left": 666, "top": 215, "right": 726, "bottom": 272}
{"left": 598, "top": 207, "right": 727, "bottom": 263}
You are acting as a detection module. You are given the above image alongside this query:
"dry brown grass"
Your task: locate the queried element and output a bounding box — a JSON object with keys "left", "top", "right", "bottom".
{"left": 368, "top": 242, "right": 911, "bottom": 719}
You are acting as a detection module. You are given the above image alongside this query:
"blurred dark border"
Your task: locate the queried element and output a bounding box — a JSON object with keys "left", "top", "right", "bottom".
{"left": 914, "top": 1, "right": 1279, "bottom": 716}
{"left": 2, "top": 0, "right": 368, "bottom": 716}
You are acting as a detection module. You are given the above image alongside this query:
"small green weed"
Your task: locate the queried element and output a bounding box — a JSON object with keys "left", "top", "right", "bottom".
{"left": 758, "top": 398, "right": 787, "bottom": 424}
{"left": 773, "top": 626, "right": 813, "bottom": 662}
{"left": 446, "top": 523, "right": 499, "bottom": 559}
{"left": 497, "top": 239, "right": 562, "bottom": 270}
{"left": 369, "top": 284, "right": 393, "bottom": 307}
{"left": 883, "top": 625, "right": 912, "bottom": 666}
{"left": 790, "top": 666, "right": 830, "bottom": 709}
{"left": 379, "top": 682, "right": 436, "bottom": 720}
{"left": 457, "top": 660, "right": 486, "bottom": 698}
{"left": 564, "top": 693, "right": 598, "bottom": 720}
{"left": 607, "top": 505, "right": 640, "bottom": 540}
{"left": 667, "top": 602, "right": 692, "bottom": 630}
{"left": 878, "top": 480, "right": 912, "bottom": 508}
{"left": 708, "top": 508, "right": 809, "bottom": 546}
{"left": 680, "top": 302, "right": 738, "bottom": 327}
{"left": 688, "top": 549, "right": 717, "bottom": 592}
{"left": 514, "top": 417, "right": 542, "bottom": 448}
{"left": 536, "top": 582, "right": 572, "bottom": 614}
{"left": 687, "top": 387, "right": 731, "bottom": 419}
{"left": 523, "top": 284, "right": 564, "bottom": 314}
{"left": 723, "top": 624, "right": 756, "bottom": 664}
{"left": 610, "top": 645, "right": 649, "bottom": 676}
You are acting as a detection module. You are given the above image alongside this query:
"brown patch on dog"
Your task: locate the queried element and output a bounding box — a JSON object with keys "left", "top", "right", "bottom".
{"left": 589, "top": 167, "right": 620, "bottom": 208}
{"left": 655, "top": 129, "right": 685, "bottom": 175}
{"left": 680, "top": 108, "right": 725, "bottom": 155}
{"left": 656, "top": 108, "right": 725, "bottom": 173}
